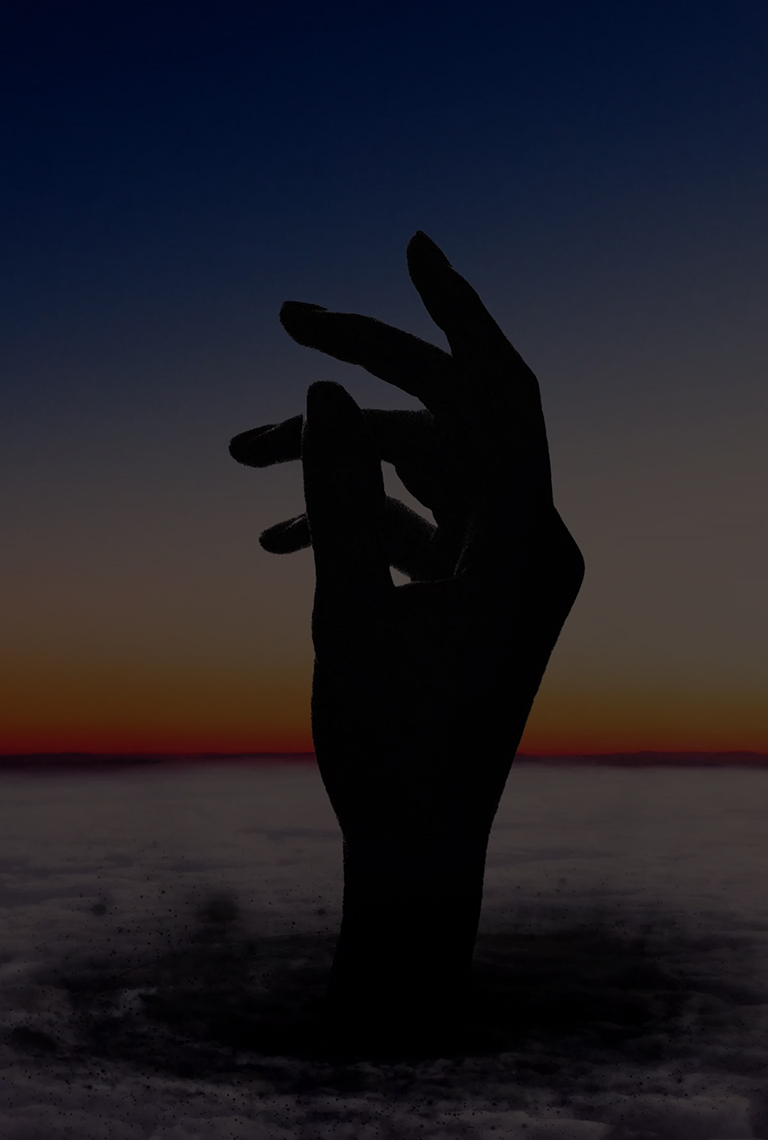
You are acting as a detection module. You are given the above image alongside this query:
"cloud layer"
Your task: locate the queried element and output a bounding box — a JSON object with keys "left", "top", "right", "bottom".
{"left": 2, "top": 761, "right": 768, "bottom": 1138}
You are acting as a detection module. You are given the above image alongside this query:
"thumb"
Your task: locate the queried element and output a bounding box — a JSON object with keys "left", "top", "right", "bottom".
{"left": 302, "top": 381, "right": 393, "bottom": 616}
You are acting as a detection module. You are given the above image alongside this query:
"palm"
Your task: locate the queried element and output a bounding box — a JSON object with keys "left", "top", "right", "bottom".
{"left": 230, "top": 233, "right": 583, "bottom": 829}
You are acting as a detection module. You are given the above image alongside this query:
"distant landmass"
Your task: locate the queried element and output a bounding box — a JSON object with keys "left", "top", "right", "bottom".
{"left": 0, "top": 752, "right": 316, "bottom": 770}
{"left": 515, "top": 752, "right": 768, "bottom": 766}
{"left": 1, "top": 751, "right": 767, "bottom": 770}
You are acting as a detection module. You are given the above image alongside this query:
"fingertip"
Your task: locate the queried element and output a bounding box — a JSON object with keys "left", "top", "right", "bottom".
{"left": 407, "top": 231, "right": 452, "bottom": 273}
{"left": 305, "top": 382, "right": 374, "bottom": 459}
{"left": 259, "top": 515, "right": 311, "bottom": 554}
{"left": 229, "top": 417, "right": 305, "bottom": 467}
{"left": 228, "top": 425, "right": 275, "bottom": 465}
{"left": 280, "top": 301, "right": 328, "bottom": 344}
{"left": 228, "top": 436, "right": 245, "bottom": 462}
{"left": 258, "top": 530, "right": 282, "bottom": 553}
{"left": 306, "top": 379, "right": 355, "bottom": 415}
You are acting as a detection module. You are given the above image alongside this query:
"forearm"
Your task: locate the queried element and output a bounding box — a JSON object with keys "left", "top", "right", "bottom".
{"left": 312, "top": 697, "right": 517, "bottom": 1037}
{"left": 326, "top": 831, "right": 490, "bottom": 1031}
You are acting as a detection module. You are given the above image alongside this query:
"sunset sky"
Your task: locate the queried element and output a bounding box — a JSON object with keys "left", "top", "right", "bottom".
{"left": 2, "top": 1, "right": 767, "bottom": 755}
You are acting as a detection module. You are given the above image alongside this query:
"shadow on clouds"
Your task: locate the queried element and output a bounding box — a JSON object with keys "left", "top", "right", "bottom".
{"left": 23, "top": 893, "right": 765, "bottom": 1099}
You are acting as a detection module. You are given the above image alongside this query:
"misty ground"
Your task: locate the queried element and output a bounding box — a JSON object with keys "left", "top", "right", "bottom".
{"left": 2, "top": 762, "right": 768, "bottom": 1138}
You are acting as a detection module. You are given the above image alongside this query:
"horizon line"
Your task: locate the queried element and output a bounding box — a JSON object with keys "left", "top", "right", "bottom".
{"left": 1, "top": 750, "right": 768, "bottom": 769}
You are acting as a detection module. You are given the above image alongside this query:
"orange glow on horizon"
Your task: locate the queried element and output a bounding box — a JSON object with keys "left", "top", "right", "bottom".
{"left": 1, "top": 660, "right": 766, "bottom": 757}
{"left": 2, "top": 722, "right": 765, "bottom": 757}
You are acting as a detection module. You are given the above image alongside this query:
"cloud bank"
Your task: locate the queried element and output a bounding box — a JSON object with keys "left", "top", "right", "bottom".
{"left": 2, "top": 762, "right": 768, "bottom": 1138}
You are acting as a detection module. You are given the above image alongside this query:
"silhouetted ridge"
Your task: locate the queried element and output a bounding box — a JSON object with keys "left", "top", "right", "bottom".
{"left": 516, "top": 752, "right": 768, "bottom": 766}
{"left": 0, "top": 752, "right": 316, "bottom": 770}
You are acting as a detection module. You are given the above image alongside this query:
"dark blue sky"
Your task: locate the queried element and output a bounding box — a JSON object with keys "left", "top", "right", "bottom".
{"left": 2, "top": 1, "right": 767, "bottom": 752}
{"left": 6, "top": 2, "right": 766, "bottom": 356}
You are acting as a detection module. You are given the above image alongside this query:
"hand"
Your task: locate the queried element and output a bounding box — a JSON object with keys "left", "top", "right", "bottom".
{"left": 230, "top": 233, "right": 584, "bottom": 1046}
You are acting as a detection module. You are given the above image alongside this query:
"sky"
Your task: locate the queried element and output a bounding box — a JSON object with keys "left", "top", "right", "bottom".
{"left": 2, "top": 0, "right": 767, "bottom": 754}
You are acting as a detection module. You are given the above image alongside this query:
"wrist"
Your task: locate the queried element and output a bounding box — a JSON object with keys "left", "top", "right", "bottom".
{"left": 325, "top": 835, "right": 488, "bottom": 1030}
{"left": 340, "top": 829, "right": 489, "bottom": 895}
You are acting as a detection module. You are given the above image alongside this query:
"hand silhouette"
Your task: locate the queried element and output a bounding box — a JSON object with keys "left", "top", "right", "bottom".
{"left": 230, "top": 232, "right": 584, "bottom": 1050}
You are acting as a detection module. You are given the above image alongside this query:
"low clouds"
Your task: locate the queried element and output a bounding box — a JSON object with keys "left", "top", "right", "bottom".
{"left": 2, "top": 762, "right": 768, "bottom": 1138}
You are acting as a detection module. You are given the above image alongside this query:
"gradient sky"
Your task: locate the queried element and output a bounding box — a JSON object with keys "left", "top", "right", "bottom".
{"left": 2, "top": 1, "right": 767, "bottom": 754}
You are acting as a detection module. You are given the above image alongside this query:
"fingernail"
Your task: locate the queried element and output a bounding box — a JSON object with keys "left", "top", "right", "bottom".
{"left": 229, "top": 425, "right": 278, "bottom": 464}
{"left": 229, "top": 425, "right": 274, "bottom": 448}
{"left": 231, "top": 425, "right": 276, "bottom": 443}
{"left": 260, "top": 516, "right": 305, "bottom": 552}
{"left": 261, "top": 521, "right": 290, "bottom": 539}
{"left": 280, "top": 301, "right": 328, "bottom": 319}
